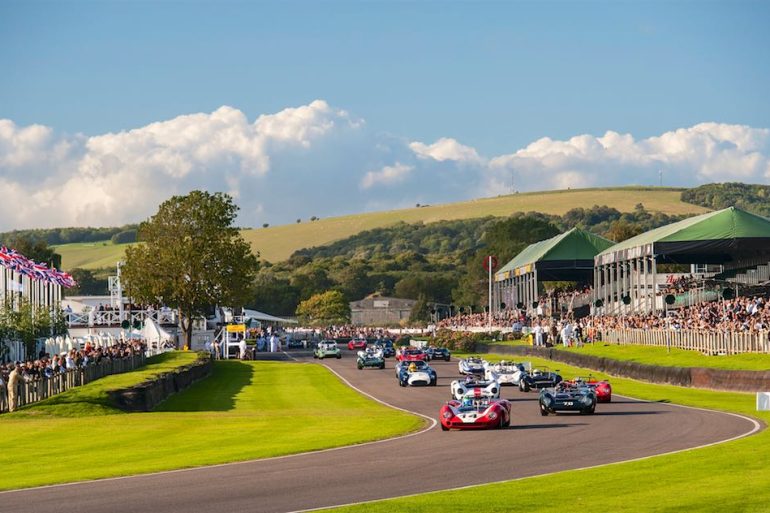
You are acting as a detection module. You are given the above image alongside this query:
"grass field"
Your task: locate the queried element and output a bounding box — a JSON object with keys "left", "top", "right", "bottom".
{"left": 54, "top": 187, "right": 708, "bottom": 269}
{"left": 323, "top": 353, "right": 769, "bottom": 513}
{"left": 0, "top": 354, "right": 422, "bottom": 490}
{"left": 487, "top": 341, "right": 770, "bottom": 371}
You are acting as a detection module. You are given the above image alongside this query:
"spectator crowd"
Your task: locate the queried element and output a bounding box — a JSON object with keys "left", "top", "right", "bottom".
{"left": 1, "top": 340, "right": 146, "bottom": 413}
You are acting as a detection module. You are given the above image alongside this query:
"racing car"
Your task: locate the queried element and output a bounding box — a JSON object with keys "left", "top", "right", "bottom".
{"left": 374, "top": 339, "right": 396, "bottom": 358}
{"left": 484, "top": 360, "right": 529, "bottom": 386}
{"left": 450, "top": 375, "right": 500, "bottom": 400}
{"left": 347, "top": 338, "right": 368, "bottom": 351}
{"left": 519, "top": 367, "right": 562, "bottom": 392}
{"left": 439, "top": 390, "right": 511, "bottom": 431}
{"left": 395, "top": 360, "right": 437, "bottom": 386}
{"left": 313, "top": 340, "right": 342, "bottom": 359}
{"left": 286, "top": 338, "right": 306, "bottom": 349}
{"left": 458, "top": 356, "right": 486, "bottom": 376}
{"left": 395, "top": 347, "right": 427, "bottom": 362}
{"left": 425, "top": 346, "right": 451, "bottom": 362}
{"left": 539, "top": 381, "right": 597, "bottom": 415}
{"left": 357, "top": 348, "right": 385, "bottom": 369}
{"left": 565, "top": 376, "right": 612, "bottom": 403}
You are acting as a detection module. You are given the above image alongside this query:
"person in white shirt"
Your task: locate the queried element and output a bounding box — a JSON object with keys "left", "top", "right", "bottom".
{"left": 238, "top": 338, "right": 247, "bottom": 360}
{"left": 533, "top": 323, "right": 544, "bottom": 347}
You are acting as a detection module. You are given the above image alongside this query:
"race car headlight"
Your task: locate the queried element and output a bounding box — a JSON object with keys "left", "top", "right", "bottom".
{"left": 491, "top": 388, "right": 498, "bottom": 395}
{"left": 488, "top": 411, "right": 497, "bottom": 420}
{"left": 442, "top": 411, "right": 453, "bottom": 419}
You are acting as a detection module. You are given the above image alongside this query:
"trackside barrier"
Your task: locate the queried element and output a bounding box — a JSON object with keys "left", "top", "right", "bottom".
{"left": 602, "top": 328, "right": 770, "bottom": 355}
{"left": 0, "top": 354, "right": 146, "bottom": 414}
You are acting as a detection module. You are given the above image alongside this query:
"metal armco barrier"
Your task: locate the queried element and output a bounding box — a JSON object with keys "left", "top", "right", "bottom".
{"left": 602, "top": 328, "right": 770, "bottom": 354}
{"left": 0, "top": 354, "right": 145, "bottom": 413}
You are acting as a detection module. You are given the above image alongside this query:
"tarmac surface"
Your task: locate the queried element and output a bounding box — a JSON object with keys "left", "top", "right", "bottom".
{"left": 0, "top": 351, "right": 759, "bottom": 513}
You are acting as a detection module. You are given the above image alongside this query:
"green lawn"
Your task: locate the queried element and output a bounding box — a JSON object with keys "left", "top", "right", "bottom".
{"left": 484, "top": 341, "right": 770, "bottom": 371}
{"left": 0, "top": 354, "right": 422, "bottom": 490}
{"left": 323, "top": 353, "right": 769, "bottom": 513}
{"left": 55, "top": 187, "right": 707, "bottom": 268}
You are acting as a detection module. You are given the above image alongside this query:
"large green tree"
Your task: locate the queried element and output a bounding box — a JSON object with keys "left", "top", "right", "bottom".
{"left": 295, "top": 290, "right": 350, "bottom": 325}
{"left": 122, "top": 191, "right": 259, "bottom": 348}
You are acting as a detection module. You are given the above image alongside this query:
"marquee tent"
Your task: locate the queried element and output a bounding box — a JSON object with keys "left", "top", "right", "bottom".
{"left": 493, "top": 228, "right": 614, "bottom": 314}
{"left": 594, "top": 207, "right": 770, "bottom": 314}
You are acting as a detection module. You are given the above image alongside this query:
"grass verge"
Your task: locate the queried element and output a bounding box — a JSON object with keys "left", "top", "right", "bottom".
{"left": 0, "top": 356, "right": 422, "bottom": 490}
{"left": 484, "top": 340, "right": 770, "bottom": 371}
{"left": 322, "top": 352, "right": 769, "bottom": 513}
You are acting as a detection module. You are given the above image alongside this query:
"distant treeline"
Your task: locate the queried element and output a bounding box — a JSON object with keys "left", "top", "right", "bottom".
{"left": 0, "top": 225, "right": 138, "bottom": 246}
{"left": 681, "top": 183, "right": 770, "bottom": 217}
{"left": 251, "top": 204, "right": 689, "bottom": 316}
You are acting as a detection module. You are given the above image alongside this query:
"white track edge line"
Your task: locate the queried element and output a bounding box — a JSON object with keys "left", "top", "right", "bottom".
{"left": 0, "top": 352, "right": 435, "bottom": 496}
{"left": 284, "top": 390, "right": 762, "bottom": 513}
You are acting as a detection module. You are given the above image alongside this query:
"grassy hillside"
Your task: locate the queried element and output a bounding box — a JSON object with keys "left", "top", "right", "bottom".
{"left": 55, "top": 240, "right": 133, "bottom": 271}
{"left": 244, "top": 187, "right": 707, "bottom": 262}
{"left": 55, "top": 187, "right": 708, "bottom": 269}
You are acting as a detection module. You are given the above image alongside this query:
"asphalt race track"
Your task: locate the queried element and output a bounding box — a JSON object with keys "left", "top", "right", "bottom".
{"left": 0, "top": 352, "right": 758, "bottom": 513}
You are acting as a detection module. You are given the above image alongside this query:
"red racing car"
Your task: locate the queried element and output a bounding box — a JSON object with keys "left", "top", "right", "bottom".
{"left": 439, "top": 390, "right": 511, "bottom": 431}
{"left": 347, "top": 338, "right": 368, "bottom": 351}
{"left": 395, "top": 347, "right": 427, "bottom": 362}
{"left": 567, "top": 376, "right": 612, "bottom": 403}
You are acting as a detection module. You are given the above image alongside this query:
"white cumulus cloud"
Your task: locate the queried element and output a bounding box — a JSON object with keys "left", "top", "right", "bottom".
{"left": 360, "top": 162, "right": 414, "bottom": 189}
{"left": 0, "top": 102, "right": 768, "bottom": 234}
{"left": 409, "top": 137, "right": 484, "bottom": 163}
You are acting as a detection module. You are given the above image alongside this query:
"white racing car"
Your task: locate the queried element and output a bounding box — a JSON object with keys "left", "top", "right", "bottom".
{"left": 450, "top": 376, "right": 501, "bottom": 400}
{"left": 458, "top": 356, "right": 486, "bottom": 376}
{"left": 484, "top": 360, "right": 531, "bottom": 386}
{"left": 395, "top": 360, "right": 438, "bottom": 386}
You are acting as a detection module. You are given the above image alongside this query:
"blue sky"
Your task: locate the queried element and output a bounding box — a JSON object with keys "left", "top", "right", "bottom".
{"left": 1, "top": 0, "right": 769, "bottom": 229}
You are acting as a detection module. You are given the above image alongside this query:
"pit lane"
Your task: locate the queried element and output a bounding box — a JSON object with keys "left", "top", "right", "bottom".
{"left": 0, "top": 352, "right": 758, "bottom": 513}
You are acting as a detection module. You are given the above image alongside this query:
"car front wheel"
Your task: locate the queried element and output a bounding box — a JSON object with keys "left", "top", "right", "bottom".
{"left": 540, "top": 403, "right": 549, "bottom": 416}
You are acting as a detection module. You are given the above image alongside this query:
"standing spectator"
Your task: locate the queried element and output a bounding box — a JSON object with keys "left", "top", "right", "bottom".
{"left": 7, "top": 363, "right": 21, "bottom": 412}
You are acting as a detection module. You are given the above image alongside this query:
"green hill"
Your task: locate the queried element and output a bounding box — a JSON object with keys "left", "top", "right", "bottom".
{"left": 55, "top": 186, "right": 708, "bottom": 269}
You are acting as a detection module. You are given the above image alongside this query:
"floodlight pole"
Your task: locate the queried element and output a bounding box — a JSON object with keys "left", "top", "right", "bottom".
{"left": 488, "top": 256, "right": 493, "bottom": 328}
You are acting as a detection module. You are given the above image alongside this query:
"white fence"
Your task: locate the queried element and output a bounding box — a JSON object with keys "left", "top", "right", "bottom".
{"left": 66, "top": 309, "right": 177, "bottom": 328}
{"left": 602, "top": 328, "right": 770, "bottom": 354}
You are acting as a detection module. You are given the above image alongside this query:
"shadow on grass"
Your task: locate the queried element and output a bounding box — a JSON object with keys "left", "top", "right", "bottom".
{"left": 157, "top": 360, "right": 254, "bottom": 413}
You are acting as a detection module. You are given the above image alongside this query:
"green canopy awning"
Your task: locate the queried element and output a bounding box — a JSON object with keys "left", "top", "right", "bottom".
{"left": 495, "top": 228, "right": 614, "bottom": 282}
{"left": 597, "top": 207, "right": 770, "bottom": 265}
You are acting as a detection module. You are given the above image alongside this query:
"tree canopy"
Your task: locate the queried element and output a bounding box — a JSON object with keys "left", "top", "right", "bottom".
{"left": 295, "top": 290, "right": 350, "bottom": 325}
{"left": 122, "top": 191, "right": 258, "bottom": 347}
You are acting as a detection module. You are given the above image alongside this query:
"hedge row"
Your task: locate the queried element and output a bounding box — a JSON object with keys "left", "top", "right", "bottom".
{"left": 108, "top": 352, "right": 212, "bottom": 411}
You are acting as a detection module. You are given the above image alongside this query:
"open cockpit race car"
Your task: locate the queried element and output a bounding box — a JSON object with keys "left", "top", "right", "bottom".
{"left": 313, "top": 340, "right": 342, "bottom": 360}
{"left": 395, "top": 347, "right": 427, "bottom": 362}
{"left": 347, "top": 338, "right": 368, "bottom": 351}
{"left": 357, "top": 348, "right": 385, "bottom": 369}
{"left": 564, "top": 376, "right": 612, "bottom": 403}
{"left": 395, "top": 360, "right": 437, "bottom": 386}
{"left": 374, "top": 339, "right": 396, "bottom": 358}
{"left": 450, "top": 375, "right": 501, "bottom": 400}
{"left": 484, "top": 360, "right": 530, "bottom": 386}
{"left": 539, "top": 381, "right": 597, "bottom": 415}
{"left": 425, "top": 346, "right": 451, "bottom": 362}
{"left": 519, "top": 367, "right": 562, "bottom": 392}
{"left": 439, "top": 390, "right": 511, "bottom": 431}
{"left": 458, "top": 356, "right": 486, "bottom": 377}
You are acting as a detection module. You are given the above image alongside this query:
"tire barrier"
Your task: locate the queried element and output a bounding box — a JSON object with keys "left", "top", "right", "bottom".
{"left": 108, "top": 352, "right": 212, "bottom": 412}
{"left": 481, "top": 344, "right": 770, "bottom": 392}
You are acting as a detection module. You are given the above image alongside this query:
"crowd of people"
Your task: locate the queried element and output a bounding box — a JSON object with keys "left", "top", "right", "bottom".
{"left": 592, "top": 295, "right": 769, "bottom": 333}
{"left": 0, "top": 340, "right": 146, "bottom": 413}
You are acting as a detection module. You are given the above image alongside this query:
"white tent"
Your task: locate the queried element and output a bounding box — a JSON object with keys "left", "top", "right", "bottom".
{"left": 141, "top": 318, "right": 174, "bottom": 345}
{"left": 243, "top": 309, "right": 298, "bottom": 325}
